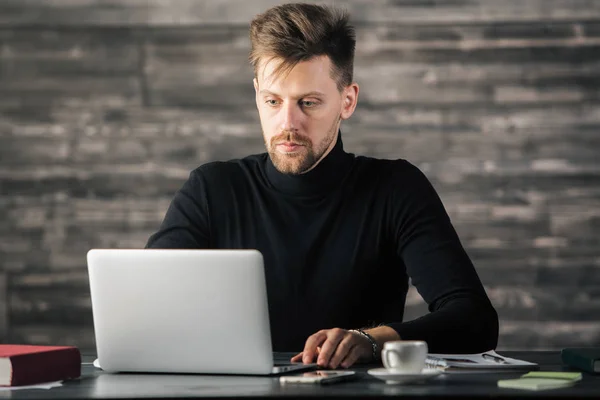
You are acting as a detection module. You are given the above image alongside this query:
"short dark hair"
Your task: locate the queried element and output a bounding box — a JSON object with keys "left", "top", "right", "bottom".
{"left": 249, "top": 3, "right": 356, "bottom": 91}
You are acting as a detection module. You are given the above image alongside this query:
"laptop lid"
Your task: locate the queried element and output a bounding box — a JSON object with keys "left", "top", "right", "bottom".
{"left": 87, "top": 249, "right": 281, "bottom": 375}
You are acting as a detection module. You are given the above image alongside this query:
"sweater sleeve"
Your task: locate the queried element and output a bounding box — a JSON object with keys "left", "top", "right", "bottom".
{"left": 385, "top": 161, "right": 499, "bottom": 353}
{"left": 145, "top": 168, "right": 211, "bottom": 249}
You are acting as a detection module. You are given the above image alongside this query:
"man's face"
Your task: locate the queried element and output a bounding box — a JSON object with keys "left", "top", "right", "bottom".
{"left": 254, "top": 56, "right": 358, "bottom": 174}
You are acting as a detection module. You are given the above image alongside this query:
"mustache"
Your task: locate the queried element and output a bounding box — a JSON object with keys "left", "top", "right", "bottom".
{"left": 271, "top": 131, "right": 312, "bottom": 146}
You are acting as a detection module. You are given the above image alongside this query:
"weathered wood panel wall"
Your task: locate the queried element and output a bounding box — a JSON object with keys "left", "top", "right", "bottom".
{"left": 1, "top": 0, "right": 600, "bottom": 351}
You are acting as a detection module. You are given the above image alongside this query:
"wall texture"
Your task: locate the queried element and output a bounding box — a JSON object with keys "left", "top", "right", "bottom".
{"left": 1, "top": 0, "right": 600, "bottom": 351}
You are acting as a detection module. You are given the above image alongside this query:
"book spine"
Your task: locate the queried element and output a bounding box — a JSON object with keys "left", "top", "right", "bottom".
{"left": 561, "top": 351, "right": 596, "bottom": 374}
{"left": 9, "top": 348, "right": 81, "bottom": 386}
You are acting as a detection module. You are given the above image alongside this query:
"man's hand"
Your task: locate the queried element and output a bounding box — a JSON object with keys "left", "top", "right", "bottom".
{"left": 290, "top": 328, "right": 373, "bottom": 369}
{"left": 291, "top": 326, "right": 401, "bottom": 369}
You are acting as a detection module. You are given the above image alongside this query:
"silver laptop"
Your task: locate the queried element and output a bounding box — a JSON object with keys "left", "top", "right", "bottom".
{"left": 87, "top": 249, "right": 315, "bottom": 375}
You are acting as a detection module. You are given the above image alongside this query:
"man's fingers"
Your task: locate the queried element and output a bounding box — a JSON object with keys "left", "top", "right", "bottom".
{"left": 292, "top": 347, "right": 321, "bottom": 363}
{"left": 315, "top": 329, "right": 346, "bottom": 367}
{"left": 340, "top": 345, "right": 362, "bottom": 369}
{"left": 328, "top": 334, "right": 356, "bottom": 369}
{"left": 302, "top": 331, "right": 327, "bottom": 364}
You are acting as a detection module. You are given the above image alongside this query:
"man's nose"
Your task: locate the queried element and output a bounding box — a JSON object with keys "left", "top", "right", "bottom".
{"left": 280, "top": 102, "right": 300, "bottom": 132}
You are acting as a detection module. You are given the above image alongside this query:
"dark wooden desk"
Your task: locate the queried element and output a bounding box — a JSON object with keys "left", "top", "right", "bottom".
{"left": 6, "top": 351, "right": 600, "bottom": 399}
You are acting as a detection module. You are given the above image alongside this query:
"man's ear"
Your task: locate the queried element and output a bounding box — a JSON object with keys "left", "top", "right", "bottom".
{"left": 340, "top": 82, "right": 359, "bottom": 120}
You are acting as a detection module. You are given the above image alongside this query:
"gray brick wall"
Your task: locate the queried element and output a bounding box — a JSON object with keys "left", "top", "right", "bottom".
{"left": 1, "top": 0, "right": 600, "bottom": 351}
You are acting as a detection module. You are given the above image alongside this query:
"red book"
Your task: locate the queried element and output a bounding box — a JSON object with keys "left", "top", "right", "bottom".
{"left": 0, "top": 345, "right": 81, "bottom": 386}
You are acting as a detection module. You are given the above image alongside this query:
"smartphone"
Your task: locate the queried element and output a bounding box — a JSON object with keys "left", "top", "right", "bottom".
{"left": 279, "top": 370, "right": 357, "bottom": 385}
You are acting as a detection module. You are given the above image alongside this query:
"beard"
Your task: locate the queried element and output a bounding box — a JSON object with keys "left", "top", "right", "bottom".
{"left": 265, "top": 116, "right": 340, "bottom": 175}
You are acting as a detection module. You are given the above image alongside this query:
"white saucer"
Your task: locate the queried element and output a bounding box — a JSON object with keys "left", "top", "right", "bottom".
{"left": 368, "top": 368, "right": 442, "bottom": 385}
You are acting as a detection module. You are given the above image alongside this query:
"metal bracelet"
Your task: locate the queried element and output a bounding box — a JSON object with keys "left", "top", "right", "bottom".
{"left": 349, "top": 329, "right": 379, "bottom": 361}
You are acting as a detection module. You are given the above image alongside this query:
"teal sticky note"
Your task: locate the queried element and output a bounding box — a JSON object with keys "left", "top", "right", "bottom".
{"left": 498, "top": 378, "right": 577, "bottom": 391}
{"left": 498, "top": 371, "right": 582, "bottom": 391}
{"left": 521, "top": 371, "right": 582, "bottom": 381}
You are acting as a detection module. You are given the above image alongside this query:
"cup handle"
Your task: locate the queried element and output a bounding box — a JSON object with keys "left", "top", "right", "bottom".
{"left": 382, "top": 349, "right": 401, "bottom": 369}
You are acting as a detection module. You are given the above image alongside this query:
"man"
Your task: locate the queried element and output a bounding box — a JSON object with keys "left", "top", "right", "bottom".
{"left": 147, "top": 3, "right": 499, "bottom": 369}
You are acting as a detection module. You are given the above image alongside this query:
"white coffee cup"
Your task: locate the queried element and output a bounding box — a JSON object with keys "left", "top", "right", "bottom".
{"left": 381, "top": 340, "right": 428, "bottom": 373}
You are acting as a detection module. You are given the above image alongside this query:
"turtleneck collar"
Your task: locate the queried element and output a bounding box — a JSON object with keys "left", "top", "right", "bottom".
{"left": 265, "top": 131, "right": 354, "bottom": 196}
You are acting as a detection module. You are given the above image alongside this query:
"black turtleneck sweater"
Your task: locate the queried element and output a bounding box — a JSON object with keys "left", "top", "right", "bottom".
{"left": 146, "top": 133, "right": 499, "bottom": 353}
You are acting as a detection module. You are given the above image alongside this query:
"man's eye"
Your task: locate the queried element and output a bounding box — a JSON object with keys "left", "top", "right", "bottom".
{"left": 301, "top": 100, "right": 317, "bottom": 108}
{"left": 266, "top": 99, "right": 279, "bottom": 106}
